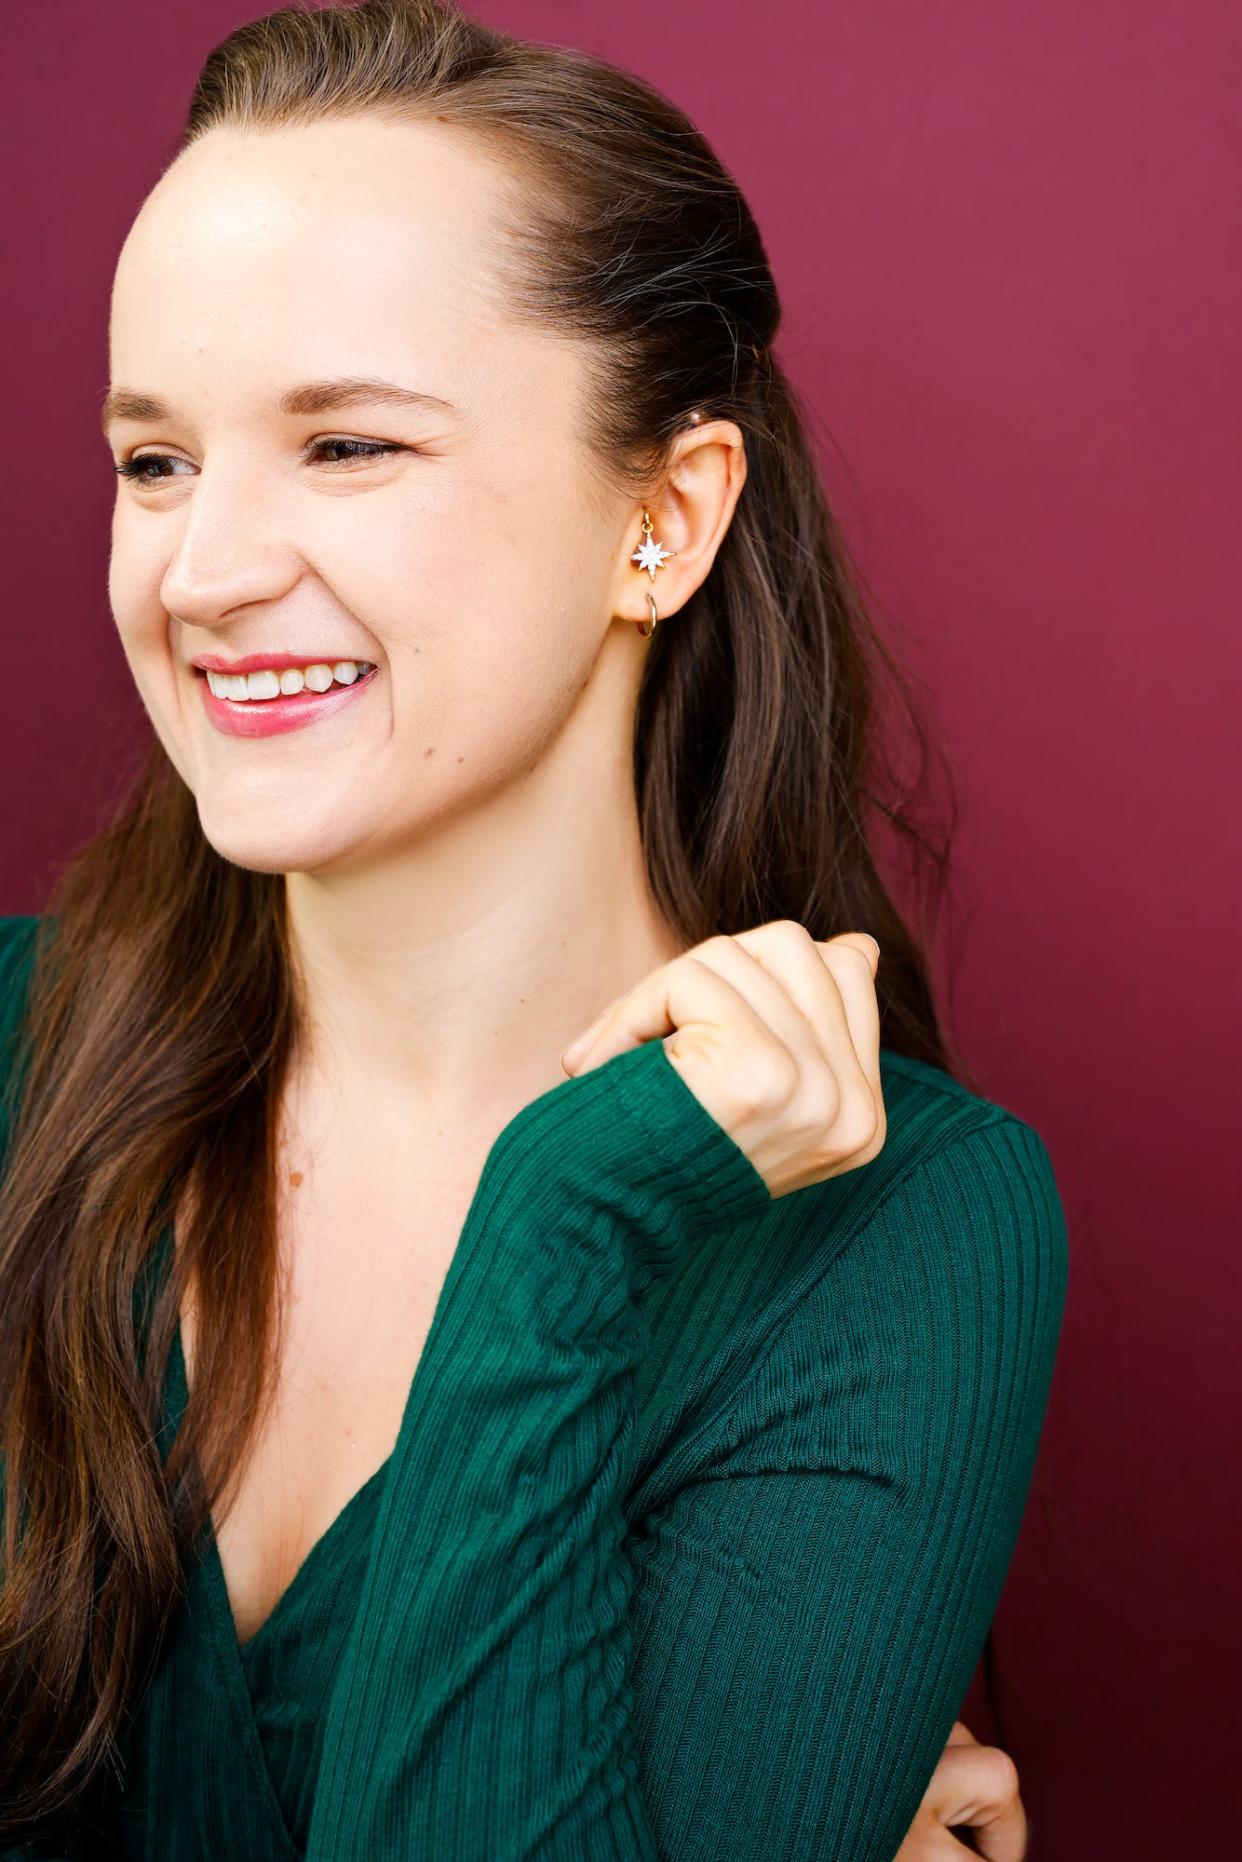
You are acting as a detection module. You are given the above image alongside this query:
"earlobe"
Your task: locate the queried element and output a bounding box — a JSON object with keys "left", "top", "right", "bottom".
{"left": 626, "top": 509, "right": 675, "bottom": 640}
{"left": 614, "top": 418, "right": 747, "bottom": 634}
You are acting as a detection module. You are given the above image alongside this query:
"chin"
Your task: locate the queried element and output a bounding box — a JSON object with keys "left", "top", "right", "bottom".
{"left": 193, "top": 797, "right": 372, "bottom": 877}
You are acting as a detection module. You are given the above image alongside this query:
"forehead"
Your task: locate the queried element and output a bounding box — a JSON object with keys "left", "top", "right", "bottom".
{"left": 109, "top": 116, "right": 534, "bottom": 415}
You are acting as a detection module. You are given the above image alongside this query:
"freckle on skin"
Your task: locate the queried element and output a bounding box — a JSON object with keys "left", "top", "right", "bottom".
{"left": 289, "top": 1170, "right": 303, "bottom": 1187}
{"left": 424, "top": 746, "right": 436, "bottom": 758}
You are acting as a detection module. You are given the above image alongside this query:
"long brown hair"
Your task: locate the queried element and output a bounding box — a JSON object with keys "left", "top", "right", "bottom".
{"left": 0, "top": 0, "right": 973, "bottom": 1833}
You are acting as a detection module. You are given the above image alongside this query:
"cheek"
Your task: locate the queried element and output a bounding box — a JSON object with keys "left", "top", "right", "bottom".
{"left": 377, "top": 577, "right": 606, "bottom": 792}
{"left": 108, "top": 552, "right": 192, "bottom": 777}
{"left": 110, "top": 598, "right": 176, "bottom": 727}
{"left": 339, "top": 477, "right": 610, "bottom": 755}
{"left": 108, "top": 524, "right": 167, "bottom": 665}
{"left": 384, "top": 602, "right": 590, "bottom": 783}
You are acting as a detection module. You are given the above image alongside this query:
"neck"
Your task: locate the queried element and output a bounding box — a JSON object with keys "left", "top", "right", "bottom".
{"left": 281, "top": 722, "right": 686, "bottom": 1146}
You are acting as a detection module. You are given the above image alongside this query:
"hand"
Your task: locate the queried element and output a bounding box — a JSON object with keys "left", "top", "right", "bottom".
{"left": 559, "top": 920, "right": 886, "bottom": 1199}
{"left": 893, "top": 1721, "right": 1028, "bottom": 1861}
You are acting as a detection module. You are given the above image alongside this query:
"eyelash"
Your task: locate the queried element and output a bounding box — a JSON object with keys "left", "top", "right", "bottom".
{"left": 113, "top": 438, "right": 405, "bottom": 485}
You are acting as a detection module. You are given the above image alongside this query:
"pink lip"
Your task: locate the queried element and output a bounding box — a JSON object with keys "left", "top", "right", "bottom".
{"left": 197, "top": 664, "right": 380, "bottom": 738}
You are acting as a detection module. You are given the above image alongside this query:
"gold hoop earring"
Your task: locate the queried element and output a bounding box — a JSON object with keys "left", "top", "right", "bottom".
{"left": 630, "top": 507, "right": 675, "bottom": 638}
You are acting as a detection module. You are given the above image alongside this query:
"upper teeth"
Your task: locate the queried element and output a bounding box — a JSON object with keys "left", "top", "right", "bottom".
{"left": 204, "top": 660, "right": 374, "bottom": 701}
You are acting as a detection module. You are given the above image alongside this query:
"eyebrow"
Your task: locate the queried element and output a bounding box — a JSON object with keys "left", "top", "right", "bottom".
{"left": 99, "top": 375, "right": 461, "bottom": 435}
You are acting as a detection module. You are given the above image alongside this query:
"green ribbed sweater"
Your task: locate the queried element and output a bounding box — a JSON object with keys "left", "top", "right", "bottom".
{"left": 0, "top": 912, "right": 1068, "bottom": 1860}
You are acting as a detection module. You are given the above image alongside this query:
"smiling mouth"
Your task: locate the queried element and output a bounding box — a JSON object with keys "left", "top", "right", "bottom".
{"left": 196, "top": 661, "right": 378, "bottom": 702}
{"left": 196, "top": 660, "right": 381, "bottom": 740}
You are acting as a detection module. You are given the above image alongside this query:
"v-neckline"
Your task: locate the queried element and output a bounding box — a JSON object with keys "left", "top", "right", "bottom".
{"left": 157, "top": 1242, "right": 460, "bottom": 1862}
{"left": 158, "top": 1047, "right": 659, "bottom": 1676}
{"left": 167, "top": 1309, "right": 394, "bottom": 1663}
{"left": 159, "top": 1076, "right": 577, "bottom": 1669}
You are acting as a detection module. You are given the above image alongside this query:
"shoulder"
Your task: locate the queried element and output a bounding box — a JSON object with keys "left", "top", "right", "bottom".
{"left": 0, "top": 911, "right": 41, "bottom": 983}
{"left": 0, "top": 913, "right": 43, "bottom": 1049}
{"left": 0, "top": 912, "right": 47, "bottom": 1163}
{"left": 757, "top": 1044, "right": 1069, "bottom": 1304}
{"left": 695, "top": 1047, "right": 1069, "bottom": 1478}
{"left": 873, "top": 1044, "right": 1067, "bottom": 1244}
{"left": 831, "top": 1047, "right": 1069, "bottom": 1344}
{"left": 879, "top": 1040, "right": 1058, "bottom": 1157}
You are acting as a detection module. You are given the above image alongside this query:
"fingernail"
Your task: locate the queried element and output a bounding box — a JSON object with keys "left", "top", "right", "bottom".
{"left": 561, "top": 1019, "right": 603, "bottom": 1072}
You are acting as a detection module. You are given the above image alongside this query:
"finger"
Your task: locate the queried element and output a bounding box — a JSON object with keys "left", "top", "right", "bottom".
{"left": 945, "top": 1721, "right": 980, "bottom": 1746}
{"left": 955, "top": 1791, "right": 1028, "bottom": 1862}
{"left": 782, "top": 929, "right": 881, "bottom": 1109}
{"left": 566, "top": 951, "right": 841, "bottom": 1174}
{"left": 814, "top": 934, "right": 882, "bottom": 1117}
{"left": 923, "top": 1744, "right": 1028, "bottom": 1862}
{"left": 729, "top": 925, "right": 884, "bottom": 1156}
{"left": 564, "top": 930, "right": 845, "bottom": 1107}
{"left": 562, "top": 944, "right": 788, "bottom": 1088}
{"left": 894, "top": 1817, "right": 1001, "bottom": 1861}
{"left": 669, "top": 933, "right": 845, "bottom": 1080}
{"left": 560, "top": 989, "right": 627, "bottom": 1070}
{"left": 561, "top": 928, "right": 883, "bottom": 1178}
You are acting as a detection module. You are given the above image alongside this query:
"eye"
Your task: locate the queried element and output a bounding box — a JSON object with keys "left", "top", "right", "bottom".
{"left": 311, "top": 439, "right": 406, "bottom": 467}
{"left": 113, "top": 453, "right": 193, "bottom": 485}
{"left": 112, "top": 438, "right": 407, "bottom": 486}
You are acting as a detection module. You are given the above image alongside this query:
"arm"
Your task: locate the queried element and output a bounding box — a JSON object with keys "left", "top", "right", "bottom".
{"left": 306, "top": 1043, "right": 1067, "bottom": 1860}
{"left": 305, "top": 1034, "right": 772, "bottom": 1860}
{"left": 623, "top": 1115, "right": 1067, "bottom": 1861}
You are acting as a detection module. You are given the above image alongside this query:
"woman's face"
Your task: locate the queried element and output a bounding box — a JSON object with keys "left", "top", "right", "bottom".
{"left": 104, "top": 115, "right": 631, "bottom": 874}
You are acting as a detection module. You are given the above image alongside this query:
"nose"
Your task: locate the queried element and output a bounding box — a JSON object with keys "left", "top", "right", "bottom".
{"left": 158, "top": 460, "right": 303, "bottom": 629}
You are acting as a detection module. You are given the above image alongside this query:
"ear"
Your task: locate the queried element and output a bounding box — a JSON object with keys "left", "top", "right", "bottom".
{"left": 611, "top": 415, "right": 748, "bottom": 626}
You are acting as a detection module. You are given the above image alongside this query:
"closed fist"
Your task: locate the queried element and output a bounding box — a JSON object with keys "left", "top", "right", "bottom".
{"left": 894, "top": 1721, "right": 1028, "bottom": 1860}
{"left": 560, "top": 920, "right": 887, "bottom": 1199}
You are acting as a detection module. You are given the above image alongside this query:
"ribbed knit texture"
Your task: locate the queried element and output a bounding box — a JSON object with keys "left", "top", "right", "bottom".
{"left": 0, "top": 913, "right": 1069, "bottom": 1861}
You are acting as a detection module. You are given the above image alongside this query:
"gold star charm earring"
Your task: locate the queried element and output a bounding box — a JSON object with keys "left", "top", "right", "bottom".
{"left": 630, "top": 508, "right": 677, "bottom": 638}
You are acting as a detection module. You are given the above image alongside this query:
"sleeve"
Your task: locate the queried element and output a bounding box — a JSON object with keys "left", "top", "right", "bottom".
{"left": 304, "top": 1034, "right": 774, "bottom": 1861}
{"left": 0, "top": 914, "right": 41, "bottom": 1157}
{"left": 299, "top": 1046, "right": 1068, "bottom": 1862}
{"left": 623, "top": 1114, "right": 1069, "bottom": 1861}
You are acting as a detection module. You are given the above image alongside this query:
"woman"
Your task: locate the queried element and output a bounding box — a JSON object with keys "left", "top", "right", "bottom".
{"left": 0, "top": 1, "right": 1067, "bottom": 1856}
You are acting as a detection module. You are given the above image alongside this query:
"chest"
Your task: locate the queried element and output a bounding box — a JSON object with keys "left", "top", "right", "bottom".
{"left": 179, "top": 1158, "right": 483, "bottom": 1649}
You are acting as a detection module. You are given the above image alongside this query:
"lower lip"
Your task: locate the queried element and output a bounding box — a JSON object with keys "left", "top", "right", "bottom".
{"left": 197, "top": 667, "right": 380, "bottom": 738}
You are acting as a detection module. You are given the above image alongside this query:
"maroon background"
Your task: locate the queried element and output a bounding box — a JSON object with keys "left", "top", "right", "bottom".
{"left": 2, "top": 3, "right": 1238, "bottom": 1855}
